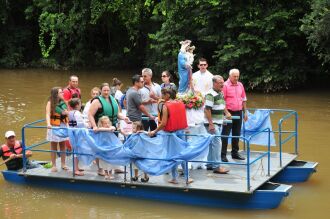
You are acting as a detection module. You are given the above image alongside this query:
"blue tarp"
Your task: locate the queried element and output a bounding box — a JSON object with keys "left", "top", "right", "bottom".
{"left": 55, "top": 129, "right": 213, "bottom": 176}
{"left": 227, "top": 110, "right": 276, "bottom": 146}
{"left": 243, "top": 110, "right": 276, "bottom": 146}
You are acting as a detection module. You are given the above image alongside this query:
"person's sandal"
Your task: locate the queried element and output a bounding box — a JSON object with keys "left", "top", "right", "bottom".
{"left": 131, "top": 176, "right": 138, "bottom": 182}
{"left": 141, "top": 177, "right": 149, "bottom": 183}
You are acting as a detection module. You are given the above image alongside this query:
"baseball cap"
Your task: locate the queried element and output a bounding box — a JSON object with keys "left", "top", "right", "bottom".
{"left": 5, "top": 131, "right": 16, "bottom": 138}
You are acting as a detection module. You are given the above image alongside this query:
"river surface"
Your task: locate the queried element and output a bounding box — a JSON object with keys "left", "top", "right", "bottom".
{"left": 0, "top": 69, "right": 329, "bottom": 219}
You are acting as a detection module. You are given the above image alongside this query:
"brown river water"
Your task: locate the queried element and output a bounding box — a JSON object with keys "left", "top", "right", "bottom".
{"left": 0, "top": 69, "right": 329, "bottom": 218}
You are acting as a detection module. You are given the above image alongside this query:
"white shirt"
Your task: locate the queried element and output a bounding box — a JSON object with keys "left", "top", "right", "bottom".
{"left": 115, "top": 90, "right": 124, "bottom": 102}
{"left": 82, "top": 100, "right": 92, "bottom": 127}
{"left": 69, "top": 110, "right": 87, "bottom": 128}
{"left": 139, "top": 82, "right": 161, "bottom": 115}
{"left": 192, "top": 70, "right": 214, "bottom": 97}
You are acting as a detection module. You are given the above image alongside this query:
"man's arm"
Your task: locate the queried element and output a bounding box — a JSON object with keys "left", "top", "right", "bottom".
{"left": 241, "top": 83, "right": 248, "bottom": 121}
{"left": 242, "top": 101, "right": 248, "bottom": 122}
{"left": 138, "top": 104, "right": 155, "bottom": 119}
{"left": 132, "top": 91, "right": 155, "bottom": 119}
{"left": 204, "top": 93, "right": 215, "bottom": 133}
{"left": 204, "top": 107, "right": 215, "bottom": 133}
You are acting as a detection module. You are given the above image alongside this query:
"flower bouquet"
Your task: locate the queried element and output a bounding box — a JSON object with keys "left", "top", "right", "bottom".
{"left": 176, "top": 90, "right": 204, "bottom": 110}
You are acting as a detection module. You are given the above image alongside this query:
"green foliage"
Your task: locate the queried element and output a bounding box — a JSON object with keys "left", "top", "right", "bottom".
{"left": 146, "top": 0, "right": 315, "bottom": 91}
{"left": 301, "top": 0, "right": 330, "bottom": 67}
{"left": 38, "top": 12, "right": 60, "bottom": 58}
{"left": 0, "top": 0, "right": 37, "bottom": 67}
{"left": 0, "top": 0, "right": 328, "bottom": 91}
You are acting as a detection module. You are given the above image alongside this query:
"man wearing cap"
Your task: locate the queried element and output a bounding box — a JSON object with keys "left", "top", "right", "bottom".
{"left": 0, "top": 131, "right": 39, "bottom": 171}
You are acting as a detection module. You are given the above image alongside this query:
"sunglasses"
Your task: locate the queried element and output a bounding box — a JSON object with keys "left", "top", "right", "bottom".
{"left": 161, "top": 75, "right": 168, "bottom": 78}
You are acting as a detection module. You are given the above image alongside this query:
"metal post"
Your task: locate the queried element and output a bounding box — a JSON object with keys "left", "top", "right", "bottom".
{"left": 243, "top": 111, "right": 246, "bottom": 151}
{"left": 72, "top": 149, "right": 75, "bottom": 178}
{"left": 267, "top": 128, "right": 271, "bottom": 176}
{"left": 185, "top": 161, "right": 189, "bottom": 185}
{"left": 295, "top": 111, "right": 298, "bottom": 155}
{"left": 279, "top": 121, "right": 283, "bottom": 167}
{"left": 129, "top": 163, "right": 133, "bottom": 181}
{"left": 124, "top": 166, "right": 127, "bottom": 182}
{"left": 21, "top": 126, "right": 27, "bottom": 173}
{"left": 246, "top": 141, "right": 250, "bottom": 192}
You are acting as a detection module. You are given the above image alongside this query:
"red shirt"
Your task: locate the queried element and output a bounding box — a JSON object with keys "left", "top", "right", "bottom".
{"left": 63, "top": 87, "right": 81, "bottom": 101}
{"left": 222, "top": 79, "right": 247, "bottom": 111}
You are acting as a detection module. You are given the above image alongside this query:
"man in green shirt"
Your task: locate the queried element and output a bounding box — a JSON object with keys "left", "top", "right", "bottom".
{"left": 204, "top": 75, "right": 230, "bottom": 174}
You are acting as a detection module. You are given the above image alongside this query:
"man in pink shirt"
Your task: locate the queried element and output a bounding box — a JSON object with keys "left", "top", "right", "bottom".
{"left": 63, "top": 75, "right": 81, "bottom": 101}
{"left": 221, "top": 69, "right": 248, "bottom": 162}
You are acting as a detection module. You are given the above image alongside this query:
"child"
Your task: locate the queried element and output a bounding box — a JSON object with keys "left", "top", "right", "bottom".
{"left": 129, "top": 121, "right": 149, "bottom": 183}
{"left": 97, "top": 116, "right": 116, "bottom": 180}
{"left": 68, "top": 98, "right": 86, "bottom": 176}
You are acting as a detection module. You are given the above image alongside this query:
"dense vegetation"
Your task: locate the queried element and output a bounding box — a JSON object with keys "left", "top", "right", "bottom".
{"left": 0, "top": 0, "right": 329, "bottom": 91}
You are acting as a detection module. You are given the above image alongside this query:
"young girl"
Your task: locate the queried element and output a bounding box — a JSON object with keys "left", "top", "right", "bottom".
{"left": 112, "top": 78, "right": 124, "bottom": 103}
{"left": 46, "top": 87, "right": 69, "bottom": 172}
{"left": 130, "top": 121, "right": 149, "bottom": 183}
{"left": 68, "top": 98, "right": 87, "bottom": 176}
{"left": 97, "top": 116, "right": 116, "bottom": 179}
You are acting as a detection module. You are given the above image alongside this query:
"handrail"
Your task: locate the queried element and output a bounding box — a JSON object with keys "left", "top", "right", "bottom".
{"left": 278, "top": 110, "right": 298, "bottom": 167}
{"left": 246, "top": 108, "right": 298, "bottom": 167}
{"left": 20, "top": 108, "right": 296, "bottom": 192}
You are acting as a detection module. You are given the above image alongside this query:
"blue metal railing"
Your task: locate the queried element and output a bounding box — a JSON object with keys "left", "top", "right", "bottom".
{"left": 20, "top": 108, "right": 297, "bottom": 192}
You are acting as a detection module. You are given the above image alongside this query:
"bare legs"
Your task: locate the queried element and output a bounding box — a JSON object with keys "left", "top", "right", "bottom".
{"left": 50, "top": 141, "right": 68, "bottom": 172}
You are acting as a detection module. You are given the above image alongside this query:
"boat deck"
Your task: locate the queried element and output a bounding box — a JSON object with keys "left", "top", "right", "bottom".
{"left": 20, "top": 151, "right": 296, "bottom": 194}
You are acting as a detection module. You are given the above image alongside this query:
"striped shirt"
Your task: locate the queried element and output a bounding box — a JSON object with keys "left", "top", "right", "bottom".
{"left": 204, "top": 88, "right": 226, "bottom": 124}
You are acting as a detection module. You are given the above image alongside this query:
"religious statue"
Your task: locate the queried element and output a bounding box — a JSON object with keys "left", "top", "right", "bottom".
{"left": 178, "top": 40, "right": 195, "bottom": 93}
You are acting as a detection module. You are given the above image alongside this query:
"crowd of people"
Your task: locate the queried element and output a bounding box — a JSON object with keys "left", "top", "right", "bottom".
{"left": 1, "top": 58, "right": 248, "bottom": 185}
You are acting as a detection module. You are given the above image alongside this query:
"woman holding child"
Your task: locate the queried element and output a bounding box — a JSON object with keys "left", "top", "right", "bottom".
{"left": 88, "top": 82, "right": 130, "bottom": 176}
{"left": 88, "top": 83, "right": 130, "bottom": 131}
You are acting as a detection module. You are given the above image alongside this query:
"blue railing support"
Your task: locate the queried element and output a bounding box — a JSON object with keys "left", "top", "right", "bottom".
{"left": 72, "top": 149, "right": 75, "bottom": 178}
{"left": 294, "top": 111, "right": 298, "bottom": 155}
{"left": 278, "top": 110, "right": 297, "bottom": 167}
{"left": 246, "top": 140, "right": 251, "bottom": 192}
{"left": 21, "top": 126, "right": 27, "bottom": 173}
{"left": 268, "top": 128, "right": 271, "bottom": 176}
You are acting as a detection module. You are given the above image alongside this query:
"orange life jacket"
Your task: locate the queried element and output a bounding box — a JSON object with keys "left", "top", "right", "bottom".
{"left": 163, "top": 100, "right": 188, "bottom": 132}
{"left": 1, "top": 141, "right": 22, "bottom": 157}
{"left": 50, "top": 101, "right": 68, "bottom": 126}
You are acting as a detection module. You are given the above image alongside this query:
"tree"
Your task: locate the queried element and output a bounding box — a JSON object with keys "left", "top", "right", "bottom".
{"left": 146, "top": 0, "right": 317, "bottom": 91}
{"left": 301, "top": 0, "right": 330, "bottom": 69}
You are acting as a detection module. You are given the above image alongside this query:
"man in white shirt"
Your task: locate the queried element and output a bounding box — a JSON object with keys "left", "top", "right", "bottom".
{"left": 187, "top": 58, "right": 213, "bottom": 169}
{"left": 192, "top": 58, "right": 214, "bottom": 97}
{"left": 139, "top": 68, "right": 161, "bottom": 131}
